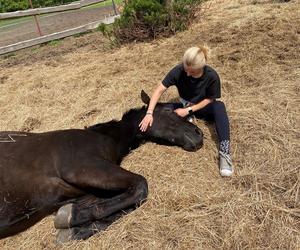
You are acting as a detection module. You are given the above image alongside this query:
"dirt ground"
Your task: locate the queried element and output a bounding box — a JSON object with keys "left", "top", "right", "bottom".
{"left": 0, "top": 0, "right": 299, "bottom": 249}
{"left": 0, "top": 5, "right": 115, "bottom": 47}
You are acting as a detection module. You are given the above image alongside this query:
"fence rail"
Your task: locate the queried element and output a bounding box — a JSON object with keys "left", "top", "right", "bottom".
{"left": 0, "top": 15, "right": 119, "bottom": 55}
{"left": 0, "top": 0, "right": 108, "bottom": 19}
{"left": 0, "top": 0, "right": 119, "bottom": 55}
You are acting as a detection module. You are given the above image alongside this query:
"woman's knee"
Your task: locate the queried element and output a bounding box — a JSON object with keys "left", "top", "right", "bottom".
{"left": 213, "top": 101, "right": 227, "bottom": 115}
{"left": 212, "top": 101, "right": 226, "bottom": 112}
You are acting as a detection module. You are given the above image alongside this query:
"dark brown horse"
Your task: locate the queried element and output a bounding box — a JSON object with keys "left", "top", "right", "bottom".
{"left": 0, "top": 91, "right": 203, "bottom": 242}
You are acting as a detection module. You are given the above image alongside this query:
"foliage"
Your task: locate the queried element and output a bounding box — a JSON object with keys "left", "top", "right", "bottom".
{"left": 97, "top": 23, "right": 120, "bottom": 47}
{"left": 101, "top": 0, "right": 204, "bottom": 43}
{"left": 47, "top": 39, "right": 62, "bottom": 46}
{"left": 0, "top": 0, "right": 74, "bottom": 12}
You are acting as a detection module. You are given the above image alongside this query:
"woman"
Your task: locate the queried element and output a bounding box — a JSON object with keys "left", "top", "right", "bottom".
{"left": 139, "top": 46, "right": 233, "bottom": 177}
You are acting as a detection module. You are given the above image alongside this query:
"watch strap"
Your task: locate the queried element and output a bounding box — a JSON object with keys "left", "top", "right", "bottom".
{"left": 187, "top": 107, "right": 193, "bottom": 115}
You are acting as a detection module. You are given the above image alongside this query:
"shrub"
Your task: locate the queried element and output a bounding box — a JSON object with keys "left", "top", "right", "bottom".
{"left": 0, "top": 0, "right": 74, "bottom": 13}
{"left": 0, "top": 0, "right": 28, "bottom": 12}
{"left": 107, "top": 0, "right": 204, "bottom": 43}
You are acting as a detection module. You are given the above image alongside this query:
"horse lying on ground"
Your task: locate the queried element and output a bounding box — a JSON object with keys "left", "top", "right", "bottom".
{"left": 0, "top": 91, "right": 203, "bottom": 242}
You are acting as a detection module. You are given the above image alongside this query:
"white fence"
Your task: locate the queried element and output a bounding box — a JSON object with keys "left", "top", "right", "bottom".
{"left": 0, "top": 0, "right": 119, "bottom": 55}
{"left": 0, "top": 0, "right": 116, "bottom": 19}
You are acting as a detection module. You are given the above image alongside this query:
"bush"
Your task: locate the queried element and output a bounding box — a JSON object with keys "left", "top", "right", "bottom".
{"left": 0, "top": 0, "right": 28, "bottom": 12}
{"left": 0, "top": 0, "right": 74, "bottom": 13}
{"left": 108, "top": 0, "right": 204, "bottom": 43}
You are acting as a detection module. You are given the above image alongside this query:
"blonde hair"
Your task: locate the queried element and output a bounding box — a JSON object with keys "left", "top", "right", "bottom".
{"left": 182, "top": 45, "right": 210, "bottom": 70}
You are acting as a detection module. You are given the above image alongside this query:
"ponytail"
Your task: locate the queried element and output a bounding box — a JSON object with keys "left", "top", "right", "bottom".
{"left": 182, "top": 45, "right": 210, "bottom": 70}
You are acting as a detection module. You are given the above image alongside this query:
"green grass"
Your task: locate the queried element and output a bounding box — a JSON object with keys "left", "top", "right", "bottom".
{"left": 82, "top": 0, "right": 123, "bottom": 10}
{"left": 0, "top": 16, "right": 33, "bottom": 28}
{"left": 47, "top": 39, "right": 61, "bottom": 46}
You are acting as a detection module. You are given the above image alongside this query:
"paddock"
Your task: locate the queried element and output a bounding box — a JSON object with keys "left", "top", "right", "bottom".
{"left": 0, "top": 0, "right": 299, "bottom": 249}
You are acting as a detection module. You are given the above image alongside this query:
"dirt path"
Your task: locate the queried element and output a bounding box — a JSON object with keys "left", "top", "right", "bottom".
{"left": 0, "top": 5, "right": 115, "bottom": 47}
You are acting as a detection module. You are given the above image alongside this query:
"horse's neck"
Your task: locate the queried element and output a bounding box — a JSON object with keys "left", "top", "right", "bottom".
{"left": 89, "top": 108, "right": 145, "bottom": 160}
{"left": 117, "top": 110, "right": 144, "bottom": 158}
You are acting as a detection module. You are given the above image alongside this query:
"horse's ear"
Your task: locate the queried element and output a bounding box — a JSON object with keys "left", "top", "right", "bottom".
{"left": 141, "top": 90, "right": 150, "bottom": 105}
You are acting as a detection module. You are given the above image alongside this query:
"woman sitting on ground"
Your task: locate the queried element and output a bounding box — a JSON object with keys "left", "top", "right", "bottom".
{"left": 139, "top": 46, "right": 233, "bottom": 177}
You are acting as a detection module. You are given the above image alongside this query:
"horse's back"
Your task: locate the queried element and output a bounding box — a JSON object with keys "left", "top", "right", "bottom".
{"left": 0, "top": 131, "right": 57, "bottom": 172}
{"left": 0, "top": 129, "right": 118, "bottom": 182}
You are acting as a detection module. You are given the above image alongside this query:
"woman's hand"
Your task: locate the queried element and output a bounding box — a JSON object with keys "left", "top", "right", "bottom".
{"left": 174, "top": 108, "right": 189, "bottom": 117}
{"left": 139, "top": 114, "right": 153, "bottom": 132}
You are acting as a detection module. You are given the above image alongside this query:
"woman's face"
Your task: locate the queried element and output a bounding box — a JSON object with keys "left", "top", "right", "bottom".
{"left": 184, "top": 66, "right": 203, "bottom": 78}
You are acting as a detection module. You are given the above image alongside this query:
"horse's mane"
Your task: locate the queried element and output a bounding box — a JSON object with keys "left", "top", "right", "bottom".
{"left": 86, "top": 120, "right": 118, "bottom": 131}
{"left": 86, "top": 106, "right": 147, "bottom": 132}
{"left": 121, "top": 106, "right": 147, "bottom": 121}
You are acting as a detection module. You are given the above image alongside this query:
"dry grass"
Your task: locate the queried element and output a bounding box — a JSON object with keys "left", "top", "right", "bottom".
{"left": 0, "top": 0, "right": 299, "bottom": 249}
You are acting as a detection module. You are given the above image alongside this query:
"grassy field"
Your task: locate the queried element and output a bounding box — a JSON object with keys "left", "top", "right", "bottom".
{"left": 0, "top": 0, "right": 299, "bottom": 249}
{"left": 82, "top": 0, "right": 122, "bottom": 10}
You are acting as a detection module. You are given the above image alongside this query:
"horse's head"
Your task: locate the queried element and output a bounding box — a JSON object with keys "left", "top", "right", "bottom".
{"left": 140, "top": 90, "right": 203, "bottom": 151}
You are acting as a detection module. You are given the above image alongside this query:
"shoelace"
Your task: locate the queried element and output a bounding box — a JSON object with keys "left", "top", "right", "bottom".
{"left": 219, "top": 151, "right": 232, "bottom": 166}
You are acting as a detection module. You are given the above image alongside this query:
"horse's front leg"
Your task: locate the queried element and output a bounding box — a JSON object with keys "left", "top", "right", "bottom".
{"left": 55, "top": 159, "right": 148, "bottom": 230}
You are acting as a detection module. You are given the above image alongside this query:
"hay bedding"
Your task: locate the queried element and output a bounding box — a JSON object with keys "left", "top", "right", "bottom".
{"left": 0, "top": 0, "right": 299, "bottom": 249}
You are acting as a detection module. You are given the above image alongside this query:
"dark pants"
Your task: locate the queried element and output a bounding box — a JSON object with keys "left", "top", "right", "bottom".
{"left": 169, "top": 101, "right": 230, "bottom": 142}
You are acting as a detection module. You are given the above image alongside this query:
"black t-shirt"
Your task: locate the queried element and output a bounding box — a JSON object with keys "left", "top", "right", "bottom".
{"left": 162, "top": 64, "right": 221, "bottom": 103}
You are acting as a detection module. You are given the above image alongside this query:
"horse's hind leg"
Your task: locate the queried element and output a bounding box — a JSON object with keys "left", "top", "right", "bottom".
{"left": 56, "top": 209, "right": 130, "bottom": 243}
{"left": 56, "top": 160, "right": 148, "bottom": 229}
{"left": 56, "top": 220, "right": 109, "bottom": 243}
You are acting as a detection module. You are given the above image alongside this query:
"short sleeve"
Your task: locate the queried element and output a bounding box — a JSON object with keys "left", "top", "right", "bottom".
{"left": 162, "top": 64, "right": 181, "bottom": 88}
{"left": 206, "top": 74, "right": 221, "bottom": 99}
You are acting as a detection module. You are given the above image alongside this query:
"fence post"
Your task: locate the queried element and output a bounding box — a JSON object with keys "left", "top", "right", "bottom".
{"left": 28, "top": 0, "right": 43, "bottom": 36}
{"left": 111, "top": 0, "right": 118, "bottom": 16}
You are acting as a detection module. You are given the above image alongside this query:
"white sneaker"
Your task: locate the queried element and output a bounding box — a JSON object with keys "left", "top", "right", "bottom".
{"left": 219, "top": 151, "right": 233, "bottom": 177}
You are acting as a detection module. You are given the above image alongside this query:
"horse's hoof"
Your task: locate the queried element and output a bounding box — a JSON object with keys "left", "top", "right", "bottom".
{"left": 56, "top": 226, "right": 96, "bottom": 243}
{"left": 56, "top": 228, "right": 75, "bottom": 244}
{"left": 54, "top": 203, "right": 73, "bottom": 229}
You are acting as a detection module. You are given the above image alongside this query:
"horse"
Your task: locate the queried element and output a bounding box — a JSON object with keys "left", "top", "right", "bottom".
{"left": 0, "top": 91, "right": 203, "bottom": 242}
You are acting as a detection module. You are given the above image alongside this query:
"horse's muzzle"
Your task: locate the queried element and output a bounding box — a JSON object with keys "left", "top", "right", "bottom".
{"left": 183, "top": 130, "right": 203, "bottom": 151}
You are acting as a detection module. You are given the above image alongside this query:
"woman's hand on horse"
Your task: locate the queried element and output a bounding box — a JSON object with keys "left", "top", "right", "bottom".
{"left": 174, "top": 108, "right": 189, "bottom": 117}
{"left": 139, "top": 114, "right": 153, "bottom": 132}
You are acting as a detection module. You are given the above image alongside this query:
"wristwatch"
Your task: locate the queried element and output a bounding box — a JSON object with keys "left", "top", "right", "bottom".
{"left": 187, "top": 107, "right": 193, "bottom": 115}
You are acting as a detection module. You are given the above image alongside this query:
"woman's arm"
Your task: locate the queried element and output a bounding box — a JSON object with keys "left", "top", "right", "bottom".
{"left": 139, "top": 83, "right": 167, "bottom": 131}
{"left": 175, "top": 98, "right": 213, "bottom": 117}
{"left": 190, "top": 98, "right": 213, "bottom": 112}
{"left": 146, "top": 83, "right": 167, "bottom": 113}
